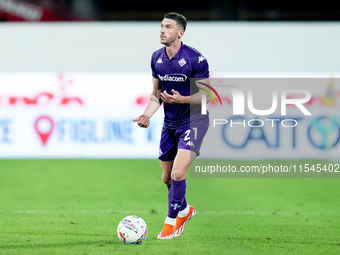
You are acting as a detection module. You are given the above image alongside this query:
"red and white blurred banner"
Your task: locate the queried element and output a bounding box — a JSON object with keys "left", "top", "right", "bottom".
{"left": 0, "top": 72, "right": 339, "bottom": 159}
{"left": 0, "top": 0, "right": 84, "bottom": 21}
{"left": 0, "top": 72, "right": 163, "bottom": 158}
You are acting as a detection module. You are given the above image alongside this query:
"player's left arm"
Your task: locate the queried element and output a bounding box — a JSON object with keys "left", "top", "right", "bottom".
{"left": 189, "top": 78, "right": 212, "bottom": 104}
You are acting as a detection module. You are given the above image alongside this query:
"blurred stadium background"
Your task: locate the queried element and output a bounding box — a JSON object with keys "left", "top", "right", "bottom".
{"left": 1, "top": 0, "right": 340, "bottom": 21}
{"left": 0, "top": 0, "right": 339, "bottom": 158}
{"left": 1, "top": 1, "right": 340, "bottom": 254}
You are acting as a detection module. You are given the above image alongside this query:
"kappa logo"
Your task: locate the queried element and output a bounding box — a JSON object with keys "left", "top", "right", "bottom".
{"left": 157, "top": 58, "right": 163, "bottom": 64}
{"left": 178, "top": 58, "right": 186, "bottom": 67}
{"left": 198, "top": 56, "right": 205, "bottom": 63}
{"left": 186, "top": 141, "right": 195, "bottom": 147}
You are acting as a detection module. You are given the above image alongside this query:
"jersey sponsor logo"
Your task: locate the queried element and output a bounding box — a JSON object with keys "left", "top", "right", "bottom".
{"left": 157, "top": 58, "right": 163, "bottom": 64}
{"left": 157, "top": 74, "right": 187, "bottom": 82}
{"left": 198, "top": 56, "right": 205, "bottom": 63}
{"left": 178, "top": 58, "right": 186, "bottom": 67}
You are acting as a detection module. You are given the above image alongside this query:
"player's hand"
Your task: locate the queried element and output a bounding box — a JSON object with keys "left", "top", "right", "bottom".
{"left": 160, "top": 89, "right": 183, "bottom": 104}
{"left": 133, "top": 114, "right": 150, "bottom": 128}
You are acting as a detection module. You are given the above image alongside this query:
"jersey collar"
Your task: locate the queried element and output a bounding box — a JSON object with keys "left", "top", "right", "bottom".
{"left": 163, "top": 42, "right": 184, "bottom": 60}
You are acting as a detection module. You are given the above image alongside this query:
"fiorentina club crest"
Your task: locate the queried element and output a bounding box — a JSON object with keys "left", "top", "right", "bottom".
{"left": 178, "top": 58, "right": 186, "bottom": 67}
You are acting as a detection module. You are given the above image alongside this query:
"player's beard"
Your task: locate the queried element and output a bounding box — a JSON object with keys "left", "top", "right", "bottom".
{"left": 161, "top": 34, "right": 177, "bottom": 47}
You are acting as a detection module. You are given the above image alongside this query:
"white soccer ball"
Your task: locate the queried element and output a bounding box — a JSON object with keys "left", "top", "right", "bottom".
{"left": 117, "top": 215, "right": 148, "bottom": 244}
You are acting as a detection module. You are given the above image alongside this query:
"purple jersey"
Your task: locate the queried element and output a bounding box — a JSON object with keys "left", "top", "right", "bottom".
{"left": 151, "top": 42, "right": 209, "bottom": 128}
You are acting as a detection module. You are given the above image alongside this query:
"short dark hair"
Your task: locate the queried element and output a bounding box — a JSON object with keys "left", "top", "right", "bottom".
{"left": 164, "top": 12, "right": 187, "bottom": 31}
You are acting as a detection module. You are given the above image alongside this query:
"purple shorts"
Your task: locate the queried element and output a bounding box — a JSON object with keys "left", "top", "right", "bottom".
{"left": 158, "top": 118, "right": 209, "bottom": 161}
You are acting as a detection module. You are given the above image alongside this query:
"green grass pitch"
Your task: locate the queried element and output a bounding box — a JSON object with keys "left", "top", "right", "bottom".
{"left": 0, "top": 159, "right": 339, "bottom": 254}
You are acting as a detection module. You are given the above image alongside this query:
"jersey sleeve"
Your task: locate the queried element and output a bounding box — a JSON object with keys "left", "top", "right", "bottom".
{"left": 151, "top": 52, "right": 158, "bottom": 79}
{"left": 192, "top": 55, "right": 209, "bottom": 79}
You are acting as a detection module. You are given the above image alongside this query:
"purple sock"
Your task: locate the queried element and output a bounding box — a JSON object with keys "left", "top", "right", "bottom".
{"left": 167, "top": 184, "right": 187, "bottom": 211}
{"left": 168, "top": 179, "right": 186, "bottom": 219}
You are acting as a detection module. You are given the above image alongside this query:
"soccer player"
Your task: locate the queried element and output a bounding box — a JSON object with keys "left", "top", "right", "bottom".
{"left": 133, "top": 12, "right": 211, "bottom": 239}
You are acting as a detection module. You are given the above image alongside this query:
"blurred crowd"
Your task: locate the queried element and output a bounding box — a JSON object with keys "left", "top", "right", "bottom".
{"left": 1, "top": 0, "right": 339, "bottom": 22}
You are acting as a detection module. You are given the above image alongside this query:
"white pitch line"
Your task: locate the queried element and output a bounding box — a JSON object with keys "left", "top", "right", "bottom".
{"left": 0, "top": 210, "right": 335, "bottom": 216}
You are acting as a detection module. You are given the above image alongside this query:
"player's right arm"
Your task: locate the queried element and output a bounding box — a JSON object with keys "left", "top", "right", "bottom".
{"left": 133, "top": 77, "right": 162, "bottom": 128}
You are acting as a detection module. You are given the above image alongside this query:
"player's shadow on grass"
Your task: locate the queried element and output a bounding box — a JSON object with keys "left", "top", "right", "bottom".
{"left": 0, "top": 240, "right": 116, "bottom": 250}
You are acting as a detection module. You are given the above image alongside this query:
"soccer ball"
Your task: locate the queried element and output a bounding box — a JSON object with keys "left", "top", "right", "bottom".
{"left": 117, "top": 215, "right": 148, "bottom": 244}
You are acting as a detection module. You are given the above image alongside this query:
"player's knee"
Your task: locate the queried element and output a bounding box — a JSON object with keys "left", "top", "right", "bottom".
{"left": 171, "top": 168, "right": 186, "bottom": 181}
{"left": 162, "top": 173, "right": 171, "bottom": 186}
